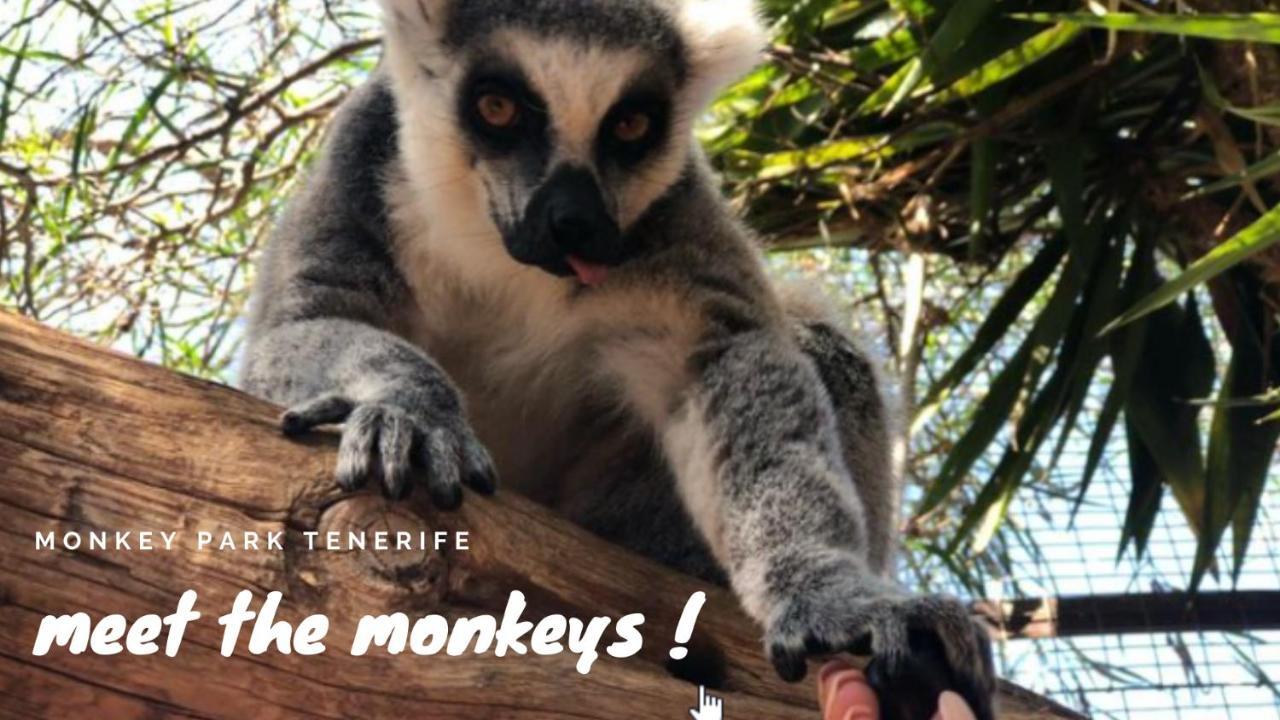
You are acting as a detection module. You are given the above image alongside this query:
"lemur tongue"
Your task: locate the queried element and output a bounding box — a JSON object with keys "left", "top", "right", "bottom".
{"left": 566, "top": 255, "right": 610, "bottom": 287}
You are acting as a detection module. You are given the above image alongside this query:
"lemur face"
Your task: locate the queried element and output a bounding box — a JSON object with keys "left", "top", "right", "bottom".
{"left": 379, "top": 0, "right": 764, "bottom": 284}
{"left": 453, "top": 34, "right": 682, "bottom": 283}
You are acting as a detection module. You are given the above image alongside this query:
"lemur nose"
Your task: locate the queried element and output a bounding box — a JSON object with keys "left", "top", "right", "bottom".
{"left": 539, "top": 166, "right": 621, "bottom": 260}
{"left": 549, "top": 209, "right": 595, "bottom": 248}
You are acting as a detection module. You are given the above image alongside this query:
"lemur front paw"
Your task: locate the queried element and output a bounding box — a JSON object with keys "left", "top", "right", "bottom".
{"left": 764, "top": 560, "right": 995, "bottom": 720}
{"left": 280, "top": 393, "right": 497, "bottom": 507}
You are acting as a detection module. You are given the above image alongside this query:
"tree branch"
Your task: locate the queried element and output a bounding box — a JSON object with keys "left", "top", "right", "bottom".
{"left": 0, "top": 311, "right": 1082, "bottom": 719}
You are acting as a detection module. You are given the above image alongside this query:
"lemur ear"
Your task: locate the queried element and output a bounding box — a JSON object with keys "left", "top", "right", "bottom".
{"left": 377, "top": 0, "right": 451, "bottom": 42}
{"left": 677, "top": 0, "right": 767, "bottom": 107}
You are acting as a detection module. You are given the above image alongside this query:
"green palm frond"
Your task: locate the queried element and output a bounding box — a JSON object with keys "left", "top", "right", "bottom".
{"left": 710, "top": 1, "right": 1280, "bottom": 588}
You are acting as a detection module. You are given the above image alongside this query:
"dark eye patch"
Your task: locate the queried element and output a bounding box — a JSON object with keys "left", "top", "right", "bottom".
{"left": 458, "top": 63, "right": 550, "bottom": 157}
{"left": 597, "top": 91, "right": 671, "bottom": 169}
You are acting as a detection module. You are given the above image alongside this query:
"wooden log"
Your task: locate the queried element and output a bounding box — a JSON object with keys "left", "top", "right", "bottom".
{"left": 0, "top": 311, "right": 1084, "bottom": 719}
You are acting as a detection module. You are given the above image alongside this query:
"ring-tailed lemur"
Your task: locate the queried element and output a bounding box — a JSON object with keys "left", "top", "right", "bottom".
{"left": 240, "top": 1, "right": 996, "bottom": 717}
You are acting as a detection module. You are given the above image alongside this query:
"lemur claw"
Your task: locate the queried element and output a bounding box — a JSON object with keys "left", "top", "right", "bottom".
{"left": 280, "top": 393, "right": 497, "bottom": 506}
{"left": 766, "top": 590, "right": 995, "bottom": 720}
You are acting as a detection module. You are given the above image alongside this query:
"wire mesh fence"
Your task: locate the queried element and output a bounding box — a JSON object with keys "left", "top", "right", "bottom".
{"left": 992, "top": 454, "right": 1280, "bottom": 719}
{"left": 916, "top": 292, "right": 1280, "bottom": 719}
{"left": 964, "top": 308, "right": 1280, "bottom": 719}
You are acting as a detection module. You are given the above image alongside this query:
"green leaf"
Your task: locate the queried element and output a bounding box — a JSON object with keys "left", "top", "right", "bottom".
{"left": 952, "top": 359, "right": 1071, "bottom": 553}
{"left": 1072, "top": 238, "right": 1157, "bottom": 518}
{"left": 1183, "top": 149, "right": 1280, "bottom": 200}
{"left": 1200, "top": 274, "right": 1280, "bottom": 588}
{"left": 917, "top": 340, "right": 1033, "bottom": 516}
{"left": 749, "top": 135, "right": 893, "bottom": 178}
{"left": 1123, "top": 296, "right": 1215, "bottom": 544}
{"left": 1047, "top": 230, "right": 1126, "bottom": 471}
{"left": 861, "top": 0, "right": 1000, "bottom": 116}
{"left": 1071, "top": 381, "right": 1124, "bottom": 518}
{"left": 919, "top": 138, "right": 1103, "bottom": 518}
{"left": 1121, "top": 419, "right": 1165, "bottom": 560}
{"left": 1224, "top": 103, "right": 1280, "bottom": 127}
{"left": 882, "top": 54, "right": 929, "bottom": 115}
{"left": 821, "top": 1, "right": 884, "bottom": 28}
{"left": 0, "top": 23, "right": 30, "bottom": 150}
{"left": 1013, "top": 12, "right": 1280, "bottom": 45}
{"left": 1198, "top": 345, "right": 1280, "bottom": 590}
{"left": 749, "top": 122, "right": 958, "bottom": 178}
{"left": 68, "top": 103, "right": 97, "bottom": 180}
{"left": 958, "top": 223, "right": 1125, "bottom": 551}
{"left": 962, "top": 462, "right": 1021, "bottom": 554}
{"left": 929, "top": 23, "right": 1082, "bottom": 106}
{"left": 0, "top": 46, "right": 67, "bottom": 62}
{"left": 1199, "top": 60, "right": 1280, "bottom": 127}
{"left": 106, "top": 69, "right": 180, "bottom": 172}
{"left": 918, "top": 228, "right": 1098, "bottom": 515}
{"left": 1105, "top": 202, "right": 1280, "bottom": 332}
{"left": 888, "top": 0, "right": 938, "bottom": 22}
{"left": 1045, "top": 139, "right": 1087, "bottom": 246}
{"left": 967, "top": 87, "right": 1005, "bottom": 260}
{"left": 916, "top": 234, "right": 1068, "bottom": 430}
{"left": 968, "top": 135, "right": 997, "bottom": 256}
{"left": 858, "top": 57, "right": 924, "bottom": 117}
{"left": 926, "top": 0, "right": 1001, "bottom": 66}
{"left": 848, "top": 28, "right": 922, "bottom": 72}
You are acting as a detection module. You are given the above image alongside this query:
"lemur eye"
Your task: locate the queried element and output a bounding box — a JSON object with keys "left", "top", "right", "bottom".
{"left": 614, "top": 112, "right": 651, "bottom": 143}
{"left": 477, "top": 94, "right": 520, "bottom": 128}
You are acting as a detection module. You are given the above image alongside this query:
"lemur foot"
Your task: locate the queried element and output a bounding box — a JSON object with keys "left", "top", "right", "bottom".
{"left": 764, "top": 563, "right": 995, "bottom": 720}
{"left": 281, "top": 393, "right": 497, "bottom": 507}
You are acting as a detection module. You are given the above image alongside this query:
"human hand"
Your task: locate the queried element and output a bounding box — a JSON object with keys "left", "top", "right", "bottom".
{"left": 817, "top": 660, "right": 977, "bottom": 720}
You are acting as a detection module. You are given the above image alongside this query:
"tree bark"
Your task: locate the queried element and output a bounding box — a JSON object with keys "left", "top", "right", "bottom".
{"left": 0, "top": 311, "right": 1082, "bottom": 720}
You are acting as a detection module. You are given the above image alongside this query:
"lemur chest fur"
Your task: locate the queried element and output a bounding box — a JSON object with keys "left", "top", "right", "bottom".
{"left": 393, "top": 222, "right": 701, "bottom": 502}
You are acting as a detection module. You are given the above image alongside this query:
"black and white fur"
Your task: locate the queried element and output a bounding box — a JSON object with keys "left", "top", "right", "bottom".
{"left": 241, "top": 1, "right": 995, "bottom": 717}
